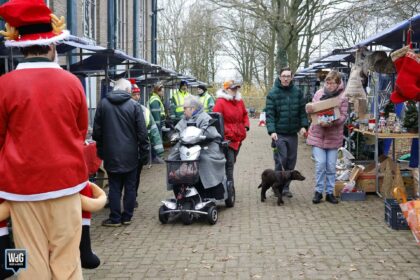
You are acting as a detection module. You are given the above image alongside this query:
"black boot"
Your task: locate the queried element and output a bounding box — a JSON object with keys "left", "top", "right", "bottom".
{"left": 312, "top": 192, "right": 323, "bottom": 204}
{"left": 0, "top": 234, "right": 15, "bottom": 279}
{"left": 80, "top": 225, "right": 100, "bottom": 269}
{"left": 326, "top": 194, "right": 339, "bottom": 204}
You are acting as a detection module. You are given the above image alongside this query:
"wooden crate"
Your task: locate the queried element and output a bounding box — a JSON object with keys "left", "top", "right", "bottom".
{"left": 356, "top": 174, "right": 383, "bottom": 193}
{"left": 355, "top": 156, "right": 391, "bottom": 194}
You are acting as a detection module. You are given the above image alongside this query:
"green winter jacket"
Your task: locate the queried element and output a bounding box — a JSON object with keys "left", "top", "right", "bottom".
{"left": 199, "top": 92, "right": 215, "bottom": 113}
{"left": 148, "top": 93, "right": 165, "bottom": 129}
{"left": 141, "top": 105, "right": 164, "bottom": 156}
{"left": 265, "top": 79, "right": 308, "bottom": 135}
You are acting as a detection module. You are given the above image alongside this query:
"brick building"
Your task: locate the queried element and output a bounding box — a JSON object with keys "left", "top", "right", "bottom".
{"left": 42, "top": 0, "right": 155, "bottom": 61}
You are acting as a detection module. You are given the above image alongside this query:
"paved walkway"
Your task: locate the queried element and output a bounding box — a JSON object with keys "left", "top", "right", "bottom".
{"left": 83, "top": 119, "right": 420, "bottom": 280}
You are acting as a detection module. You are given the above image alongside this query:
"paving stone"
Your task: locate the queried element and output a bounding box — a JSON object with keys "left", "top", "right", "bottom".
{"left": 81, "top": 119, "right": 420, "bottom": 279}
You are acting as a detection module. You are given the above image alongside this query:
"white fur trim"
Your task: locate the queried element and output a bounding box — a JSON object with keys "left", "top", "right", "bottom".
{"left": 4, "top": 30, "right": 70, "bottom": 48}
{"left": 0, "top": 227, "right": 8, "bottom": 236}
{"left": 82, "top": 218, "right": 91, "bottom": 226}
{"left": 0, "top": 181, "right": 88, "bottom": 202}
{"left": 216, "top": 89, "right": 242, "bottom": 101}
{"left": 16, "top": 61, "right": 61, "bottom": 70}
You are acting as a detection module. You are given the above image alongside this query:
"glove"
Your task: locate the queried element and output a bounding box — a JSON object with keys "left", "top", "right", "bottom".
{"left": 271, "top": 139, "right": 277, "bottom": 148}
{"left": 245, "top": 126, "right": 250, "bottom": 131}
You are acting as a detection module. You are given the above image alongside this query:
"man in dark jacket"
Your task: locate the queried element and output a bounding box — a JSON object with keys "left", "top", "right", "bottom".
{"left": 93, "top": 78, "right": 149, "bottom": 226}
{"left": 265, "top": 67, "right": 308, "bottom": 197}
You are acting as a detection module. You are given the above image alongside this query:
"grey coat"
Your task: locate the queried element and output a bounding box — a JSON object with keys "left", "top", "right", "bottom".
{"left": 168, "top": 110, "right": 226, "bottom": 189}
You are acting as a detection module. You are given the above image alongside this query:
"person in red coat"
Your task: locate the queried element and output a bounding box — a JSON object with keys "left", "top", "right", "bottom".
{"left": 214, "top": 80, "right": 250, "bottom": 188}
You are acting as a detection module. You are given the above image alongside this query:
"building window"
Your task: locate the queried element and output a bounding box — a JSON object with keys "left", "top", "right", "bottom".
{"left": 115, "top": 0, "right": 126, "bottom": 51}
{"left": 83, "top": 0, "right": 96, "bottom": 40}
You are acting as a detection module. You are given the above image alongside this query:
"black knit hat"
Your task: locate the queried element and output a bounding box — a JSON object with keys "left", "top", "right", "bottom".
{"left": 179, "top": 80, "right": 188, "bottom": 88}
{"left": 197, "top": 85, "right": 207, "bottom": 91}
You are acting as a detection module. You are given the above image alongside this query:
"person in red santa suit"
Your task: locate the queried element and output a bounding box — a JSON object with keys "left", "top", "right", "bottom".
{"left": 0, "top": 1, "right": 89, "bottom": 279}
{"left": 0, "top": 182, "right": 107, "bottom": 275}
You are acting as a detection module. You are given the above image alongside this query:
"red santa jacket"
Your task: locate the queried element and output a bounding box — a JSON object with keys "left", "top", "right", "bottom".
{"left": 213, "top": 90, "right": 250, "bottom": 151}
{"left": 0, "top": 198, "right": 6, "bottom": 237}
{"left": 0, "top": 60, "right": 89, "bottom": 201}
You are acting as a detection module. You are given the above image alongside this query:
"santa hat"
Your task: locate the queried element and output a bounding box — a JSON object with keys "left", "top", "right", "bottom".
{"left": 128, "top": 78, "right": 140, "bottom": 93}
{"left": 132, "top": 84, "right": 140, "bottom": 94}
{"left": 0, "top": 0, "right": 70, "bottom": 48}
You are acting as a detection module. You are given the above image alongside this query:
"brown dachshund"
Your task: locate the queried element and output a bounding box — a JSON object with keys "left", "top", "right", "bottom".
{"left": 258, "top": 169, "right": 305, "bottom": 205}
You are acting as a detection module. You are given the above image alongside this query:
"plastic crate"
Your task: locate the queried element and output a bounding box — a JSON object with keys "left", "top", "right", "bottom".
{"left": 340, "top": 191, "right": 366, "bottom": 201}
{"left": 384, "top": 199, "right": 409, "bottom": 230}
{"left": 166, "top": 160, "right": 199, "bottom": 185}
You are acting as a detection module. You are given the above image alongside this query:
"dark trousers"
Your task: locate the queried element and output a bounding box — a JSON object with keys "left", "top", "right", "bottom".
{"left": 135, "top": 160, "right": 144, "bottom": 199}
{"left": 226, "top": 147, "right": 239, "bottom": 186}
{"left": 273, "top": 134, "right": 298, "bottom": 192}
{"left": 108, "top": 169, "right": 137, "bottom": 223}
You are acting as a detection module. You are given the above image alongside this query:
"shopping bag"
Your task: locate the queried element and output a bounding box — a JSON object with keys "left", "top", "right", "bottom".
{"left": 394, "top": 187, "right": 420, "bottom": 244}
{"left": 399, "top": 200, "right": 420, "bottom": 245}
{"left": 83, "top": 141, "right": 102, "bottom": 176}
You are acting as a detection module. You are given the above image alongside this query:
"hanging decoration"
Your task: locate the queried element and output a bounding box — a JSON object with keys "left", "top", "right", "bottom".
{"left": 390, "top": 27, "right": 420, "bottom": 104}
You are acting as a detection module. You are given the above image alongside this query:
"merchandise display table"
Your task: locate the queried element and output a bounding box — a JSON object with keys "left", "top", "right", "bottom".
{"left": 353, "top": 128, "right": 419, "bottom": 196}
{"left": 353, "top": 129, "right": 418, "bottom": 139}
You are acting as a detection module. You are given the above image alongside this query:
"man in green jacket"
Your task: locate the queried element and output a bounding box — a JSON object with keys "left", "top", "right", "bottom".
{"left": 149, "top": 83, "right": 166, "bottom": 133}
{"left": 197, "top": 85, "right": 215, "bottom": 113}
{"left": 170, "top": 80, "right": 190, "bottom": 124}
{"left": 265, "top": 67, "right": 308, "bottom": 197}
{"left": 132, "top": 86, "right": 165, "bottom": 206}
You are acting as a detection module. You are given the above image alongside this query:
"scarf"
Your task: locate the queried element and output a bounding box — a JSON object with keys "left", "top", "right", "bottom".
{"left": 320, "top": 87, "right": 343, "bottom": 100}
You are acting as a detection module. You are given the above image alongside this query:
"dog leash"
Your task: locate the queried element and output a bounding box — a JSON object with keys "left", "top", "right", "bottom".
{"left": 272, "top": 139, "right": 285, "bottom": 171}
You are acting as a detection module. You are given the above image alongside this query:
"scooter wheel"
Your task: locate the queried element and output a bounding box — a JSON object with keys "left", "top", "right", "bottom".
{"left": 225, "top": 181, "right": 235, "bottom": 208}
{"left": 207, "top": 206, "right": 218, "bottom": 225}
{"left": 181, "top": 201, "right": 194, "bottom": 225}
{"left": 158, "top": 205, "right": 169, "bottom": 224}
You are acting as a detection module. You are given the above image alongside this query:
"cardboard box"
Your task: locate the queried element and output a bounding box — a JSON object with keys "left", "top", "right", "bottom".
{"left": 334, "top": 181, "right": 346, "bottom": 196}
{"left": 310, "top": 107, "right": 340, "bottom": 124}
{"left": 307, "top": 97, "right": 341, "bottom": 124}
{"left": 334, "top": 165, "right": 364, "bottom": 196}
{"left": 354, "top": 98, "right": 368, "bottom": 120}
{"left": 308, "top": 97, "right": 341, "bottom": 112}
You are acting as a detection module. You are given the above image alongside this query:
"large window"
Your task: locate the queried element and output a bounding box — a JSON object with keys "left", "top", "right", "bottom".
{"left": 83, "top": 0, "right": 96, "bottom": 40}
{"left": 115, "top": 0, "right": 127, "bottom": 51}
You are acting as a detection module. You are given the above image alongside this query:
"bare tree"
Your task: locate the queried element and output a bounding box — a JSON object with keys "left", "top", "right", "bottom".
{"left": 158, "top": 0, "right": 420, "bottom": 87}
{"left": 327, "top": 0, "right": 420, "bottom": 49}
{"left": 221, "top": 11, "right": 259, "bottom": 85}
{"left": 183, "top": 2, "right": 223, "bottom": 83}
{"left": 209, "top": 0, "right": 350, "bottom": 72}
{"left": 157, "top": 0, "right": 189, "bottom": 73}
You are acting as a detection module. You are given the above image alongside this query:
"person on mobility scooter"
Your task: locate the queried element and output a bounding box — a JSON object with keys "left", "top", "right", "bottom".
{"left": 159, "top": 95, "right": 235, "bottom": 225}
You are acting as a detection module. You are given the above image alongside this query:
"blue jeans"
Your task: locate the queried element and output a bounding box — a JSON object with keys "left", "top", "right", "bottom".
{"left": 312, "top": 147, "right": 338, "bottom": 195}
{"left": 108, "top": 169, "right": 137, "bottom": 223}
